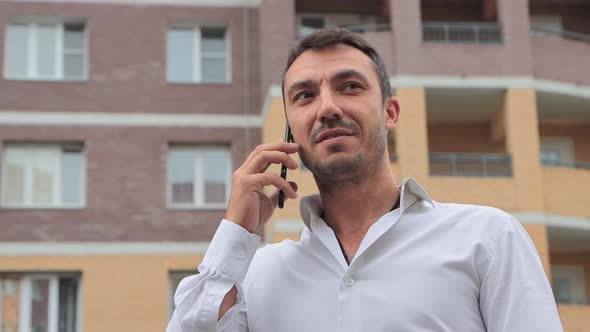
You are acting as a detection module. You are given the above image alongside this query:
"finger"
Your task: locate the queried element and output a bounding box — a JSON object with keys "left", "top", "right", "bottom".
{"left": 248, "top": 173, "right": 298, "bottom": 199}
{"left": 244, "top": 150, "right": 298, "bottom": 174}
{"left": 270, "top": 182, "right": 299, "bottom": 208}
{"left": 241, "top": 142, "right": 299, "bottom": 170}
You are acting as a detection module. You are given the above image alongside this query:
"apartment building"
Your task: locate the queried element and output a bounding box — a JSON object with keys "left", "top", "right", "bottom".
{"left": 0, "top": 0, "right": 588, "bottom": 331}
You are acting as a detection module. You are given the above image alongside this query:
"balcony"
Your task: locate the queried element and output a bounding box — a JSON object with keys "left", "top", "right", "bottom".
{"left": 537, "top": 91, "right": 590, "bottom": 217}
{"left": 421, "top": 87, "right": 519, "bottom": 210}
{"left": 549, "top": 249, "right": 590, "bottom": 328}
{"left": 555, "top": 295, "right": 590, "bottom": 306}
{"left": 430, "top": 153, "right": 512, "bottom": 177}
{"left": 529, "top": 5, "right": 590, "bottom": 85}
{"left": 422, "top": 21, "right": 502, "bottom": 44}
{"left": 541, "top": 158, "right": 590, "bottom": 171}
{"left": 531, "top": 29, "right": 590, "bottom": 86}
{"left": 295, "top": 0, "right": 395, "bottom": 73}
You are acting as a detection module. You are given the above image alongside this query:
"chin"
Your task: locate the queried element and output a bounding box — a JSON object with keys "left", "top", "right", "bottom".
{"left": 314, "top": 152, "right": 364, "bottom": 175}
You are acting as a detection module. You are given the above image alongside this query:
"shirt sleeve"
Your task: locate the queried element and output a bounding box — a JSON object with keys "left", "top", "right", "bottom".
{"left": 478, "top": 216, "right": 563, "bottom": 332}
{"left": 166, "top": 220, "right": 260, "bottom": 332}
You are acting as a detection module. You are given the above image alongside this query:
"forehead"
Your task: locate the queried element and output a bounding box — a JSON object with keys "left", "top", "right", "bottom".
{"left": 284, "top": 44, "right": 377, "bottom": 88}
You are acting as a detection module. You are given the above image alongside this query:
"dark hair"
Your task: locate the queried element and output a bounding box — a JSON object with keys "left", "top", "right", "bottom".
{"left": 281, "top": 28, "right": 392, "bottom": 104}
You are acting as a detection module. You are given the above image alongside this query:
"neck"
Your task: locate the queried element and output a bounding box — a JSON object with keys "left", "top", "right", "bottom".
{"left": 317, "top": 156, "right": 400, "bottom": 246}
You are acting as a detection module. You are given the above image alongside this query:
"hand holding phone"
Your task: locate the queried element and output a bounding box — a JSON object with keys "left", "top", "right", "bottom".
{"left": 278, "top": 123, "right": 293, "bottom": 209}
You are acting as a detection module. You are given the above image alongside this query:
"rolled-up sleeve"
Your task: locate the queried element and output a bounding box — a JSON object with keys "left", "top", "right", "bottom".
{"left": 478, "top": 216, "right": 563, "bottom": 332}
{"left": 167, "top": 220, "right": 260, "bottom": 332}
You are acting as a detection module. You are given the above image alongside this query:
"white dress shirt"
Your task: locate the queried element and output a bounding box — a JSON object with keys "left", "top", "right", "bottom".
{"left": 167, "top": 178, "right": 563, "bottom": 332}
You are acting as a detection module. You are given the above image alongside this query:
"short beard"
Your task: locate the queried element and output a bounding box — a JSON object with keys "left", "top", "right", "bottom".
{"left": 300, "top": 121, "right": 387, "bottom": 192}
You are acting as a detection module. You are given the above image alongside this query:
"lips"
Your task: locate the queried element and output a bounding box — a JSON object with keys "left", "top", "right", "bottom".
{"left": 315, "top": 128, "right": 354, "bottom": 144}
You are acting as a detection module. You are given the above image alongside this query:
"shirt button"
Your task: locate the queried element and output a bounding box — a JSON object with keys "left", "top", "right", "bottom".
{"left": 236, "top": 252, "right": 244, "bottom": 259}
{"left": 344, "top": 278, "right": 354, "bottom": 287}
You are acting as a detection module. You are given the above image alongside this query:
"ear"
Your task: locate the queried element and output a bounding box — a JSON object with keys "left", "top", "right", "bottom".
{"left": 384, "top": 96, "right": 400, "bottom": 130}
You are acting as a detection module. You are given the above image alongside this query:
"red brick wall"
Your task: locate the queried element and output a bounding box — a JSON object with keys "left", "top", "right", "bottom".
{"left": 0, "top": 2, "right": 261, "bottom": 115}
{"left": 0, "top": 125, "right": 261, "bottom": 242}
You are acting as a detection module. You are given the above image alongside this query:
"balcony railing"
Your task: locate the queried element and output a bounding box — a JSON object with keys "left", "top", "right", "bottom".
{"left": 298, "top": 23, "right": 391, "bottom": 39}
{"left": 430, "top": 153, "right": 512, "bottom": 177}
{"left": 541, "top": 158, "right": 590, "bottom": 170}
{"left": 342, "top": 23, "right": 391, "bottom": 33}
{"left": 530, "top": 26, "right": 590, "bottom": 44}
{"left": 422, "top": 21, "right": 502, "bottom": 44}
{"left": 555, "top": 294, "right": 590, "bottom": 306}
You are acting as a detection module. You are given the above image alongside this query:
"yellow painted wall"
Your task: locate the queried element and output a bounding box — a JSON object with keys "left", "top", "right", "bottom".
{"left": 542, "top": 167, "right": 590, "bottom": 217}
{"left": 395, "top": 87, "right": 430, "bottom": 182}
{"left": 427, "top": 123, "right": 506, "bottom": 154}
{"left": 523, "top": 224, "right": 552, "bottom": 278}
{"left": 425, "top": 177, "right": 518, "bottom": 211}
{"left": 504, "top": 88, "right": 545, "bottom": 211}
{"left": 558, "top": 305, "right": 590, "bottom": 332}
{"left": 0, "top": 254, "right": 202, "bottom": 332}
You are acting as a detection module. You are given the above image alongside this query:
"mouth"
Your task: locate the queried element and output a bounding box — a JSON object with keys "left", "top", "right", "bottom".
{"left": 315, "top": 128, "right": 354, "bottom": 144}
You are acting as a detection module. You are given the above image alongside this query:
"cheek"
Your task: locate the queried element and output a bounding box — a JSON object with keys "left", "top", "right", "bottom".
{"left": 288, "top": 114, "right": 315, "bottom": 144}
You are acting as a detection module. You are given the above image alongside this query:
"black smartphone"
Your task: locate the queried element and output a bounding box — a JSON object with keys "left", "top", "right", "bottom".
{"left": 278, "top": 123, "right": 293, "bottom": 209}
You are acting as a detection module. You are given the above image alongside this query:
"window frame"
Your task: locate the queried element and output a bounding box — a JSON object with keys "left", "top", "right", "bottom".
{"left": 0, "top": 142, "right": 87, "bottom": 209}
{"left": 16, "top": 274, "right": 82, "bottom": 332}
{"left": 551, "top": 265, "right": 587, "bottom": 304}
{"left": 3, "top": 20, "right": 88, "bottom": 81}
{"left": 166, "top": 24, "right": 231, "bottom": 84}
{"left": 540, "top": 137, "right": 574, "bottom": 162}
{"left": 166, "top": 145, "right": 232, "bottom": 210}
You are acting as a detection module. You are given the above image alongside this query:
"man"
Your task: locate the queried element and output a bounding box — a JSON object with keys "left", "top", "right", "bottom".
{"left": 167, "top": 28, "right": 563, "bottom": 331}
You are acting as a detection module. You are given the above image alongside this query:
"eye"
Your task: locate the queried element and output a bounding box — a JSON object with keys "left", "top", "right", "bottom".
{"left": 293, "top": 91, "right": 314, "bottom": 102}
{"left": 341, "top": 81, "right": 363, "bottom": 91}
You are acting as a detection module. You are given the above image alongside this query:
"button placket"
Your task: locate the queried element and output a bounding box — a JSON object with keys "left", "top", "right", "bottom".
{"left": 344, "top": 277, "right": 354, "bottom": 287}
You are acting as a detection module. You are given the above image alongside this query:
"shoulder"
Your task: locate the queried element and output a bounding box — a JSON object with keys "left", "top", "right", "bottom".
{"left": 428, "top": 202, "right": 523, "bottom": 242}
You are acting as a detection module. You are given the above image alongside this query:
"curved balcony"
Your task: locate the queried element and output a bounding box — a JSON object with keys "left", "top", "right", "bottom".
{"left": 426, "top": 153, "right": 518, "bottom": 211}
{"left": 531, "top": 27, "right": 590, "bottom": 86}
{"left": 418, "top": 21, "right": 519, "bottom": 76}
{"left": 429, "top": 153, "right": 512, "bottom": 177}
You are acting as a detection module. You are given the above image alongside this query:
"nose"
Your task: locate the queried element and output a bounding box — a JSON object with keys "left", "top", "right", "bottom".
{"left": 316, "top": 88, "right": 343, "bottom": 124}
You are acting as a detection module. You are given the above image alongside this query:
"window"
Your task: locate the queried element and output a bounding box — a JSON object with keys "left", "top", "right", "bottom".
{"left": 552, "top": 265, "right": 587, "bottom": 305}
{"left": 168, "top": 271, "right": 194, "bottom": 321}
{"left": 167, "top": 145, "right": 231, "bottom": 208}
{"left": 1, "top": 143, "right": 85, "bottom": 208}
{"left": 540, "top": 137, "right": 574, "bottom": 167}
{"left": 167, "top": 26, "right": 230, "bottom": 83}
{"left": 0, "top": 274, "right": 80, "bottom": 332}
{"left": 4, "top": 21, "right": 86, "bottom": 80}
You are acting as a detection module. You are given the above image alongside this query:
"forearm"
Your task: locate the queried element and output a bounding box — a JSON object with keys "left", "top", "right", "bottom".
{"left": 167, "top": 220, "right": 260, "bottom": 332}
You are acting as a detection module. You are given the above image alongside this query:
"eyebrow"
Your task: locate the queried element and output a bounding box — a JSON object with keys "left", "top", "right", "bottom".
{"left": 331, "top": 69, "right": 370, "bottom": 86}
{"left": 286, "top": 79, "right": 316, "bottom": 102}
{"left": 286, "top": 69, "right": 371, "bottom": 102}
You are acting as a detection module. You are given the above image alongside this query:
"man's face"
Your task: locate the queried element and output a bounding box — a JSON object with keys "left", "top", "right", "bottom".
{"left": 283, "top": 44, "right": 399, "bottom": 184}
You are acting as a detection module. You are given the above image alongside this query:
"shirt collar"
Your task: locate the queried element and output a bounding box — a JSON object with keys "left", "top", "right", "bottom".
{"left": 299, "top": 177, "right": 435, "bottom": 231}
